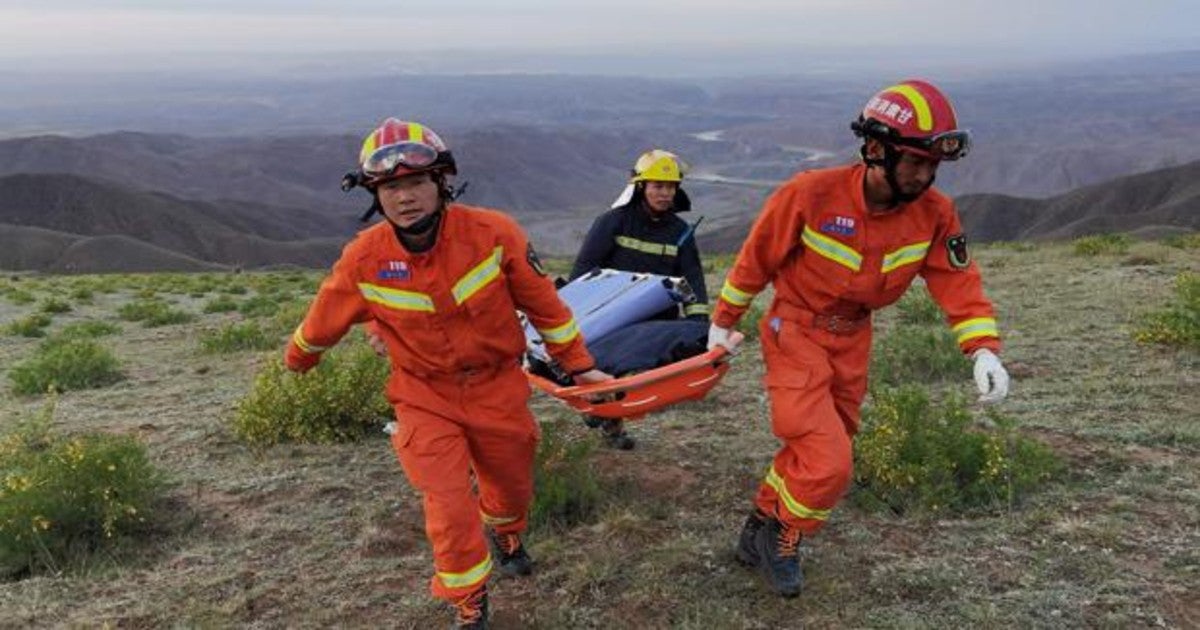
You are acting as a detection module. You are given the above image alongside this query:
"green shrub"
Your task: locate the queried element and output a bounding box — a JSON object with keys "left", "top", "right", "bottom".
{"left": 5, "top": 314, "right": 53, "bottom": 338}
{"left": 199, "top": 321, "right": 278, "bottom": 354}
{"left": 854, "top": 385, "right": 1061, "bottom": 515}
{"left": 1072, "top": 233, "right": 1132, "bottom": 256}
{"left": 1162, "top": 232, "right": 1200, "bottom": 250}
{"left": 117, "top": 299, "right": 193, "bottom": 327}
{"left": 222, "top": 285, "right": 249, "bottom": 296}
{"left": 987, "top": 241, "right": 1037, "bottom": 253}
{"left": 0, "top": 401, "right": 165, "bottom": 578}
{"left": 267, "top": 300, "right": 311, "bottom": 338}
{"left": 896, "top": 286, "right": 942, "bottom": 325}
{"left": 739, "top": 302, "right": 767, "bottom": 342}
{"left": 9, "top": 338, "right": 124, "bottom": 395}
{"left": 871, "top": 324, "right": 969, "bottom": 386}
{"left": 202, "top": 295, "right": 240, "bottom": 314}
{"left": 7, "top": 289, "right": 35, "bottom": 305}
{"left": 68, "top": 287, "right": 94, "bottom": 303}
{"left": 38, "top": 298, "right": 72, "bottom": 314}
{"left": 117, "top": 299, "right": 168, "bottom": 322}
{"left": 530, "top": 418, "right": 602, "bottom": 532}
{"left": 58, "top": 321, "right": 121, "bottom": 339}
{"left": 237, "top": 295, "right": 279, "bottom": 319}
{"left": 231, "top": 342, "right": 390, "bottom": 446}
{"left": 1134, "top": 272, "right": 1199, "bottom": 349}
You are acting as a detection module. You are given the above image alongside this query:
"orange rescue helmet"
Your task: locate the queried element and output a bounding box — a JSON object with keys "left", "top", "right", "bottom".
{"left": 851, "top": 79, "right": 971, "bottom": 161}
{"left": 356, "top": 118, "right": 457, "bottom": 187}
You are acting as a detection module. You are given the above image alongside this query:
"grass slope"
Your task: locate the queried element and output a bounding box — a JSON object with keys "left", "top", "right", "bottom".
{"left": 0, "top": 242, "right": 1197, "bottom": 628}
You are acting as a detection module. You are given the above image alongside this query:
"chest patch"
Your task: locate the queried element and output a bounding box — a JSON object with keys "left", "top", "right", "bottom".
{"left": 819, "top": 214, "right": 857, "bottom": 237}
{"left": 377, "top": 260, "right": 411, "bottom": 281}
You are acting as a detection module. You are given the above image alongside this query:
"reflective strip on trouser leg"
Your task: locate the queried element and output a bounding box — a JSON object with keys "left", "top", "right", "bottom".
{"left": 754, "top": 317, "right": 865, "bottom": 534}
{"left": 390, "top": 403, "right": 492, "bottom": 601}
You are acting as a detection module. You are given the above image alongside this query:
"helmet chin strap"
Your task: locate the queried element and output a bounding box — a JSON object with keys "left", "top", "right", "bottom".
{"left": 392, "top": 207, "right": 442, "bottom": 236}
{"left": 862, "top": 142, "right": 934, "bottom": 209}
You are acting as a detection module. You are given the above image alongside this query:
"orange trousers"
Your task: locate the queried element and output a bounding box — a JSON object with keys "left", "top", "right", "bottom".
{"left": 754, "top": 314, "right": 871, "bottom": 535}
{"left": 388, "top": 365, "right": 538, "bottom": 601}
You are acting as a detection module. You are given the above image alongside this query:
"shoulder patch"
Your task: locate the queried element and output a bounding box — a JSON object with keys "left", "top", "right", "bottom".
{"left": 946, "top": 233, "right": 970, "bottom": 269}
{"left": 526, "top": 243, "right": 547, "bottom": 276}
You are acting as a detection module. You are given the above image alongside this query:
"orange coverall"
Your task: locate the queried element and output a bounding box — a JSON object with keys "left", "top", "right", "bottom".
{"left": 286, "top": 204, "right": 594, "bottom": 601}
{"left": 712, "top": 164, "right": 1001, "bottom": 534}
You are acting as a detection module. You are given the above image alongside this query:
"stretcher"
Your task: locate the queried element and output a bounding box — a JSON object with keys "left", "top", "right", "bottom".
{"left": 526, "top": 333, "right": 743, "bottom": 420}
{"left": 522, "top": 268, "right": 744, "bottom": 420}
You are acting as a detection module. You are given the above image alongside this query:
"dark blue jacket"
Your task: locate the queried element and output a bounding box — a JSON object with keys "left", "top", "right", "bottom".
{"left": 569, "top": 199, "right": 709, "bottom": 320}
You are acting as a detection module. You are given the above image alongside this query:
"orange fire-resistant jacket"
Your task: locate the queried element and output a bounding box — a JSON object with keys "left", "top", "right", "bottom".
{"left": 287, "top": 204, "right": 594, "bottom": 404}
{"left": 713, "top": 164, "right": 1001, "bottom": 354}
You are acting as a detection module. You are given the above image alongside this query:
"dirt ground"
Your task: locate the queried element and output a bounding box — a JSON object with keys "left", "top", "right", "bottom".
{"left": 1, "top": 241, "right": 1197, "bottom": 628}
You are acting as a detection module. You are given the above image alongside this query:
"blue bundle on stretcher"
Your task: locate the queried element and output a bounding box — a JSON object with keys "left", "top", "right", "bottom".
{"left": 524, "top": 269, "right": 709, "bottom": 382}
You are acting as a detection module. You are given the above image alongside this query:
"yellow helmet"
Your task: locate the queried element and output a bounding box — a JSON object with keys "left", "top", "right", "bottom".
{"left": 630, "top": 149, "right": 687, "bottom": 183}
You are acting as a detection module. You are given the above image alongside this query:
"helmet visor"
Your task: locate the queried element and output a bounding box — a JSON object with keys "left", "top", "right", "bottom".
{"left": 362, "top": 142, "right": 440, "bottom": 179}
{"left": 897, "top": 130, "right": 972, "bottom": 161}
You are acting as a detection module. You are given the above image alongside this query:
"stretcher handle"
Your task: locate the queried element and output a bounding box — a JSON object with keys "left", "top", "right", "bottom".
{"left": 532, "top": 331, "right": 744, "bottom": 398}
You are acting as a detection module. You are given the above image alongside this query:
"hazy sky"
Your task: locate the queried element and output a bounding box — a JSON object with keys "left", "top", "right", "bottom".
{"left": 1, "top": 1, "right": 1197, "bottom": 71}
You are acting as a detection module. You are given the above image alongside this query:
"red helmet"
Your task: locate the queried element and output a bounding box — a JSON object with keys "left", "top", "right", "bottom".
{"left": 851, "top": 79, "right": 970, "bottom": 161}
{"left": 356, "top": 118, "right": 457, "bottom": 187}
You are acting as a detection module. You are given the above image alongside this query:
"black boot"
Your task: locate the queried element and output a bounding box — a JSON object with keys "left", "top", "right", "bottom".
{"left": 600, "top": 419, "right": 635, "bottom": 450}
{"left": 753, "top": 517, "right": 804, "bottom": 598}
{"left": 450, "top": 585, "right": 488, "bottom": 629}
{"left": 487, "top": 529, "right": 533, "bottom": 577}
{"left": 582, "top": 414, "right": 604, "bottom": 429}
{"left": 735, "top": 509, "right": 769, "bottom": 566}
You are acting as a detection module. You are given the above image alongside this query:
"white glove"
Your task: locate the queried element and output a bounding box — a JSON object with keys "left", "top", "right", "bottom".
{"left": 707, "top": 324, "right": 735, "bottom": 352}
{"left": 972, "top": 348, "right": 1009, "bottom": 404}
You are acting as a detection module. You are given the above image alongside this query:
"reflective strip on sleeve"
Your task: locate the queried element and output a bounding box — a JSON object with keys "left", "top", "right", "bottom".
{"left": 615, "top": 235, "right": 677, "bottom": 257}
{"left": 881, "top": 241, "right": 931, "bottom": 273}
{"left": 952, "top": 317, "right": 999, "bottom": 344}
{"left": 765, "top": 466, "right": 832, "bottom": 521}
{"left": 358, "top": 283, "right": 435, "bottom": 313}
{"left": 801, "top": 225, "right": 863, "bottom": 272}
{"left": 436, "top": 554, "right": 493, "bottom": 589}
{"left": 452, "top": 246, "right": 504, "bottom": 305}
{"left": 720, "top": 280, "right": 755, "bottom": 307}
{"left": 684, "top": 303, "right": 710, "bottom": 316}
{"left": 291, "top": 327, "right": 327, "bottom": 354}
{"left": 537, "top": 318, "right": 581, "bottom": 345}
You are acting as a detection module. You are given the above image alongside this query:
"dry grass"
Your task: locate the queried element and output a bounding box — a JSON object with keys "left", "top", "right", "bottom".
{"left": 0, "top": 243, "right": 1197, "bottom": 629}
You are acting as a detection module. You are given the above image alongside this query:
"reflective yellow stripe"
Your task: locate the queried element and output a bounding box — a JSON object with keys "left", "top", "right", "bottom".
{"left": 538, "top": 318, "right": 580, "bottom": 345}
{"left": 882, "top": 241, "right": 931, "bottom": 273}
{"left": 765, "top": 466, "right": 832, "bottom": 521}
{"left": 952, "top": 317, "right": 999, "bottom": 344}
{"left": 358, "top": 282, "right": 435, "bottom": 313}
{"left": 452, "top": 246, "right": 503, "bottom": 305}
{"left": 720, "top": 280, "right": 754, "bottom": 307}
{"left": 886, "top": 84, "right": 933, "bottom": 132}
{"left": 615, "top": 236, "right": 677, "bottom": 257}
{"left": 801, "top": 225, "right": 862, "bottom": 272}
{"left": 291, "top": 327, "right": 327, "bottom": 354}
{"left": 407, "top": 121, "right": 424, "bottom": 143}
{"left": 437, "top": 554, "right": 493, "bottom": 589}
{"left": 480, "top": 511, "right": 518, "bottom": 526}
{"left": 684, "top": 303, "right": 710, "bottom": 316}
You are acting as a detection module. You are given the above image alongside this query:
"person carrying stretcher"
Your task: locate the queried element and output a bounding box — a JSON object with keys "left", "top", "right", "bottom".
{"left": 568, "top": 149, "right": 710, "bottom": 449}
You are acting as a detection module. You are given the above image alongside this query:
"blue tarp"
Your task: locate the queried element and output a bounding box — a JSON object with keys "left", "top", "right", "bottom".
{"left": 524, "top": 269, "right": 706, "bottom": 382}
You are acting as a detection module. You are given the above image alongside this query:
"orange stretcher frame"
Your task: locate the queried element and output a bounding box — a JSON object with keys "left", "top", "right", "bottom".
{"left": 526, "top": 332, "right": 745, "bottom": 420}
